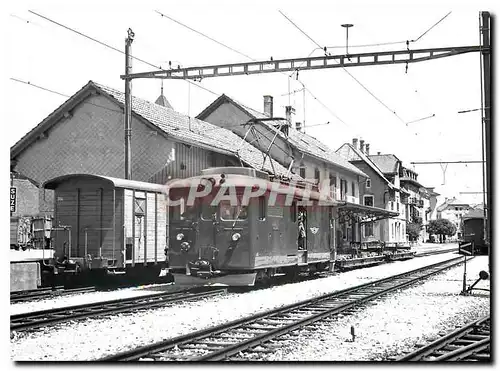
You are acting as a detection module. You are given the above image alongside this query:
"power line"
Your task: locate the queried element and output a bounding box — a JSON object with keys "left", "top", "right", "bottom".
{"left": 278, "top": 10, "right": 323, "bottom": 50}
{"left": 411, "top": 161, "right": 484, "bottom": 164}
{"left": 10, "top": 78, "right": 124, "bottom": 115}
{"left": 278, "top": 10, "right": 406, "bottom": 125}
{"left": 411, "top": 11, "right": 452, "bottom": 42}
{"left": 27, "top": 10, "right": 220, "bottom": 98}
{"left": 28, "top": 10, "right": 159, "bottom": 70}
{"left": 155, "top": 10, "right": 255, "bottom": 61}
{"left": 405, "top": 114, "right": 436, "bottom": 125}
{"left": 155, "top": 10, "right": 349, "bottom": 129}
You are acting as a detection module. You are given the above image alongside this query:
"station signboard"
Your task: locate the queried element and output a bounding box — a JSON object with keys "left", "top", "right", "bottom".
{"left": 10, "top": 187, "right": 17, "bottom": 213}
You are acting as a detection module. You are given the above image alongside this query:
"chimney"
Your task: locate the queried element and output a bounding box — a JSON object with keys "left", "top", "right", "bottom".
{"left": 352, "top": 138, "right": 358, "bottom": 149}
{"left": 295, "top": 122, "right": 302, "bottom": 132}
{"left": 360, "top": 139, "right": 365, "bottom": 153}
{"left": 263, "top": 95, "right": 273, "bottom": 117}
{"left": 365, "top": 143, "right": 370, "bottom": 155}
{"left": 285, "top": 105, "right": 294, "bottom": 124}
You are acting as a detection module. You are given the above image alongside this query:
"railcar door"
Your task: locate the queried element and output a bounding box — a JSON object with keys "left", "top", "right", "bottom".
{"left": 198, "top": 201, "right": 219, "bottom": 262}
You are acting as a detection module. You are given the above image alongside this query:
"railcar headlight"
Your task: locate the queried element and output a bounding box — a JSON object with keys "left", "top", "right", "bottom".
{"left": 232, "top": 233, "right": 241, "bottom": 241}
{"left": 176, "top": 233, "right": 184, "bottom": 241}
{"left": 180, "top": 241, "right": 191, "bottom": 251}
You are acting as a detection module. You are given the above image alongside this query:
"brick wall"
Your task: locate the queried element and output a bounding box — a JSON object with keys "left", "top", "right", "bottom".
{"left": 13, "top": 94, "right": 177, "bottom": 186}
{"left": 12, "top": 92, "right": 231, "bottom": 214}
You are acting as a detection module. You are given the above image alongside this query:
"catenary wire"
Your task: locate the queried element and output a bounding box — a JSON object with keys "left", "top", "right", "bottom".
{"left": 10, "top": 78, "right": 124, "bottom": 115}
{"left": 278, "top": 9, "right": 406, "bottom": 125}
{"left": 155, "top": 10, "right": 350, "bottom": 129}
{"left": 27, "top": 10, "right": 220, "bottom": 98}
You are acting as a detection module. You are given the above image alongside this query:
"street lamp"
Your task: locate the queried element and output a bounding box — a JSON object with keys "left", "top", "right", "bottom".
{"left": 341, "top": 24, "right": 354, "bottom": 56}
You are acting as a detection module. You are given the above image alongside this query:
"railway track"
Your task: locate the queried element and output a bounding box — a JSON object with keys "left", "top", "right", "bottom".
{"left": 414, "top": 248, "right": 457, "bottom": 257}
{"left": 11, "top": 288, "right": 226, "bottom": 332}
{"left": 398, "top": 315, "right": 490, "bottom": 361}
{"left": 100, "top": 256, "right": 471, "bottom": 362}
{"left": 11, "top": 286, "right": 96, "bottom": 304}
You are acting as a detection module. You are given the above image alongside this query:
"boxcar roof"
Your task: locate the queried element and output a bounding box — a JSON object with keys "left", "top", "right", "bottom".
{"left": 43, "top": 174, "right": 167, "bottom": 193}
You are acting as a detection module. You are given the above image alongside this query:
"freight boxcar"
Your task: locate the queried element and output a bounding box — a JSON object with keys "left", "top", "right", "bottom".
{"left": 462, "top": 210, "right": 488, "bottom": 255}
{"left": 42, "top": 174, "right": 169, "bottom": 286}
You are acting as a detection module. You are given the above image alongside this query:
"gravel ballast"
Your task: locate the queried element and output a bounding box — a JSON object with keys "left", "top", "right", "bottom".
{"left": 267, "top": 256, "right": 490, "bottom": 361}
{"left": 10, "top": 253, "right": 489, "bottom": 361}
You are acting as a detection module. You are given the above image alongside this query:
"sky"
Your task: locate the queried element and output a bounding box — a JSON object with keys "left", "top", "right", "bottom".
{"left": 2, "top": 0, "right": 497, "bottom": 207}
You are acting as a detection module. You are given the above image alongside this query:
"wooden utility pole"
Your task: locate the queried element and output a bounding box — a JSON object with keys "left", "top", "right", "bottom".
{"left": 124, "top": 28, "right": 134, "bottom": 180}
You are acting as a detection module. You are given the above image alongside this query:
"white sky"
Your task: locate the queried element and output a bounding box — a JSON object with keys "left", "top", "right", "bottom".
{"left": 2, "top": 0, "right": 497, "bottom": 207}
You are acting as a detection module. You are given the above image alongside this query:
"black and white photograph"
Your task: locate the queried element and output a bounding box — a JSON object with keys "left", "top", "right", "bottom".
{"left": 5, "top": 0, "right": 493, "bottom": 363}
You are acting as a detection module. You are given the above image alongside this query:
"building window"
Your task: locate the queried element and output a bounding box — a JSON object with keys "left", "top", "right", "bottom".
{"left": 364, "top": 195, "right": 374, "bottom": 207}
{"left": 391, "top": 201, "right": 394, "bottom": 211}
{"left": 365, "top": 223, "right": 374, "bottom": 237}
{"left": 351, "top": 182, "right": 355, "bottom": 197}
{"left": 299, "top": 164, "right": 306, "bottom": 179}
{"left": 340, "top": 179, "right": 345, "bottom": 200}
{"left": 366, "top": 179, "right": 371, "bottom": 188}
{"left": 329, "top": 174, "right": 337, "bottom": 199}
{"left": 314, "top": 168, "right": 321, "bottom": 183}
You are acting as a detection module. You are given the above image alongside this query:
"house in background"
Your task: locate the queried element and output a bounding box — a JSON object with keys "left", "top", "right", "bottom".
{"left": 398, "top": 166, "right": 440, "bottom": 242}
{"left": 336, "top": 138, "right": 405, "bottom": 244}
{"left": 198, "top": 94, "right": 397, "bottom": 253}
{"left": 366, "top": 153, "right": 407, "bottom": 243}
{"left": 437, "top": 197, "right": 471, "bottom": 240}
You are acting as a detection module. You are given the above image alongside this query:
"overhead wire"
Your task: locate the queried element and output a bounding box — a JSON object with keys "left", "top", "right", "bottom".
{"left": 278, "top": 10, "right": 406, "bottom": 125}
{"left": 155, "top": 9, "right": 349, "bottom": 129}
{"left": 9, "top": 78, "right": 124, "bottom": 115}
{"left": 27, "top": 10, "right": 221, "bottom": 98}
{"left": 9, "top": 78, "right": 239, "bottom": 138}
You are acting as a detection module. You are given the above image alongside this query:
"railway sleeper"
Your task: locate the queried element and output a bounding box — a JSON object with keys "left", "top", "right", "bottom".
{"left": 247, "top": 325, "right": 280, "bottom": 331}
{"left": 453, "top": 339, "right": 480, "bottom": 345}
{"left": 463, "top": 334, "right": 489, "bottom": 341}
{"left": 179, "top": 343, "right": 223, "bottom": 351}
{"left": 470, "top": 353, "right": 490, "bottom": 361}
{"left": 231, "top": 329, "right": 268, "bottom": 335}
{"left": 197, "top": 341, "right": 239, "bottom": 347}
{"left": 218, "top": 334, "right": 254, "bottom": 341}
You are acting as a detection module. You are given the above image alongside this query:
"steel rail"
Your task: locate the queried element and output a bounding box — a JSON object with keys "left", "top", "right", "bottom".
{"left": 11, "top": 288, "right": 226, "bottom": 332}
{"left": 398, "top": 316, "right": 490, "bottom": 361}
{"left": 11, "top": 286, "right": 96, "bottom": 304}
{"left": 414, "top": 248, "right": 458, "bottom": 257}
{"left": 101, "top": 256, "right": 469, "bottom": 362}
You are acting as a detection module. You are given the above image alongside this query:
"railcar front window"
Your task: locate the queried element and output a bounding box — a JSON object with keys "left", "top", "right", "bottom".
{"left": 169, "top": 197, "right": 198, "bottom": 221}
{"left": 201, "top": 202, "right": 217, "bottom": 220}
{"left": 220, "top": 201, "right": 248, "bottom": 221}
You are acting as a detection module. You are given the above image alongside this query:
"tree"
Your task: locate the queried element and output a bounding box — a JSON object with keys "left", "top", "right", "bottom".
{"left": 427, "top": 219, "right": 457, "bottom": 243}
{"left": 407, "top": 222, "right": 422, "bottom": 242}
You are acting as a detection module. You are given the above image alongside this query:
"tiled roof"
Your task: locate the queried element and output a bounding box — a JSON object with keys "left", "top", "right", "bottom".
{"left": 368, "top": 154, "right": 401, "bottom": 174}
{"left": 93, "top": 82, "right": 301, "bottom": 180}
{"left": 336, "top": 143, "right": 396, "bottom": 189}
{"left": 203, "top": 95, "right": 368, "bottom": 178}
{"left": 437, "top": 197, "right": 471, "bottom": 212}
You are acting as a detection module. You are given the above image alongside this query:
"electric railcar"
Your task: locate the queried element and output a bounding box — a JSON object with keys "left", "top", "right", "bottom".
{"left": 166, "top": 167, "right": 337, "bottom": 286}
